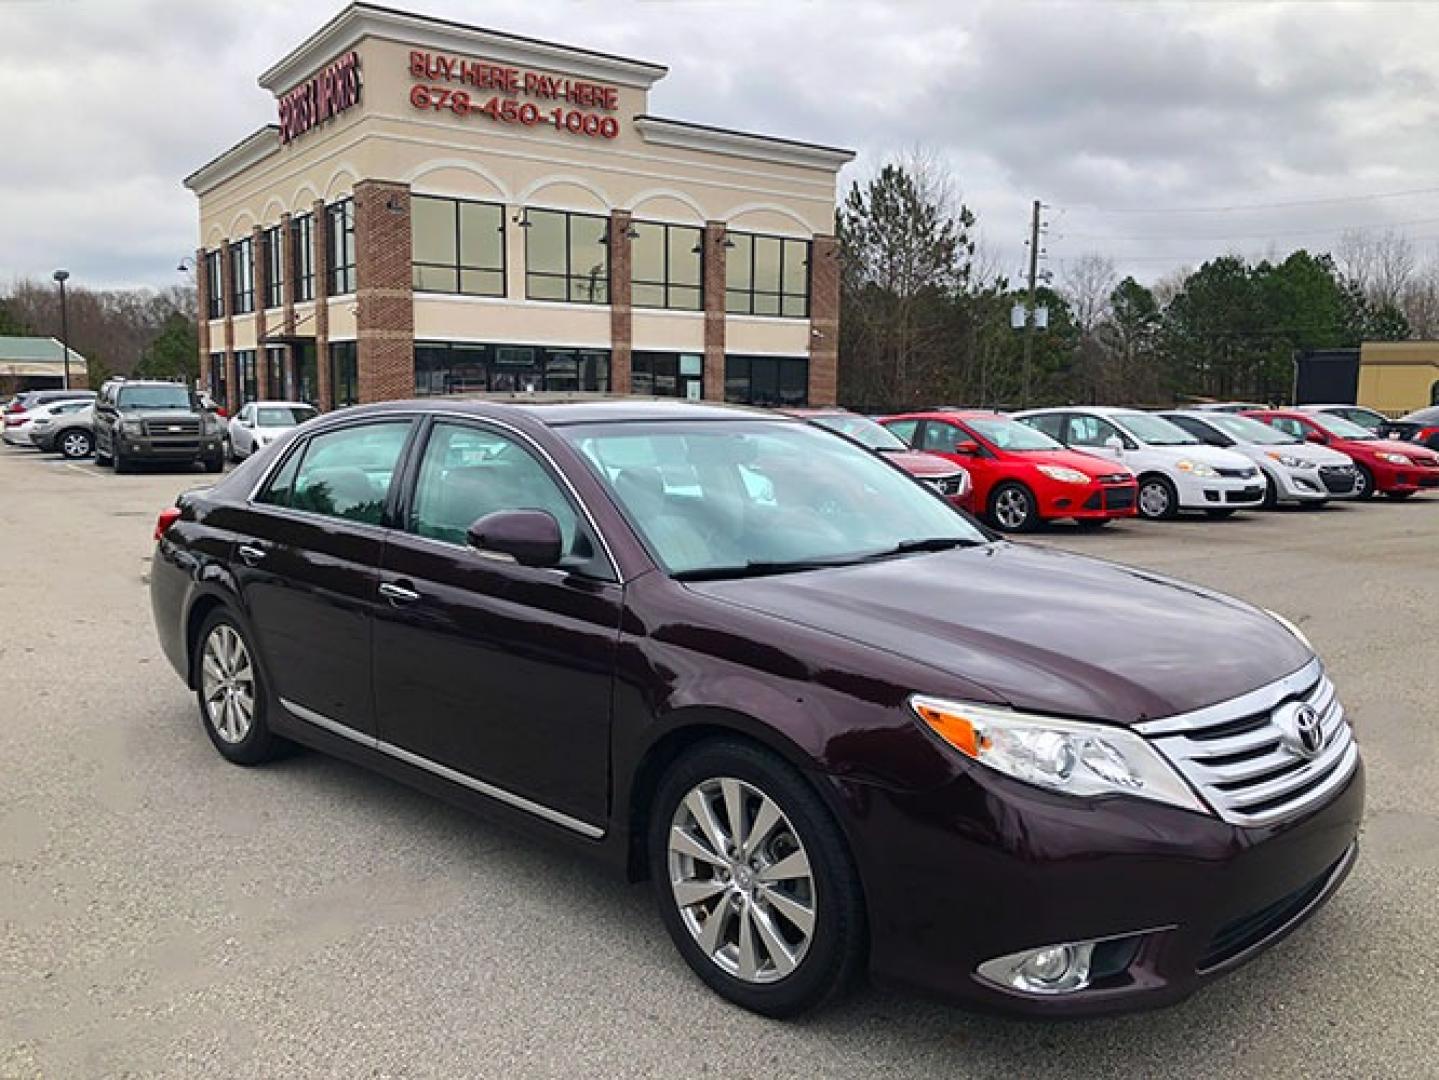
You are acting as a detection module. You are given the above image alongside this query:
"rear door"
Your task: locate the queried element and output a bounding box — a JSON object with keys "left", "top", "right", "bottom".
{"left": 371, "top": 418, "right": 622, "bottom": 828}
{"left": 233, "top": 417, "right": 416, "bottom": 738}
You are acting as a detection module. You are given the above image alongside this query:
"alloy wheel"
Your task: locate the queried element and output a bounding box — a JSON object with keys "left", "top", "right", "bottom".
{"left": 994, "top": 487, "right": 1031, "bottom": 530}
{"left": 667, "top": 777, "right": 816, "bottom": 985}
{"left": 1138, "top": 480, "right": 1171, "bottom": 518}
{"left": 200, "top": 624, "right": 255, "bottom": 744}
{"left": 61, "top": 431, "right": 91, "bottom": 458}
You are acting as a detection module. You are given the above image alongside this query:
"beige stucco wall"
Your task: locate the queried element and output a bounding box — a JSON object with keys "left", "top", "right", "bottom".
{"left": 197, "top": 31, "right": 841, "bottom": 354}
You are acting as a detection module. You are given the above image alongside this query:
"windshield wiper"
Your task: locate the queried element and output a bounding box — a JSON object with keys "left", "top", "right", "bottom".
{"left": 883, "top": 536, "right": 986, "bottom": 555}
{"left": 674, "top": 558, "right": 859, "bottom": 581}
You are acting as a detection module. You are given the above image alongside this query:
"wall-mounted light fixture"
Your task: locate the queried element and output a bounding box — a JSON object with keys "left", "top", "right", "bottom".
{"left": 512, "top": 210, "right": 532, "bottom": 228}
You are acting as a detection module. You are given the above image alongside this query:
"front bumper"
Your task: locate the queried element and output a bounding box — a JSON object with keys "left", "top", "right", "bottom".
{"left": 119, "top": 436, "right": 223, "bottom": 460}
{"left": 1038, "top": 482, "right": 1138, "bottom": 520}
{"left": 833, "top": 757, "right": 1363, "bottom": 1016}
{"left": 1175, "top": 472, "right": 1265, "bottom": 510}
{"left": 1272, "top": 464, "right": 1357, "bottom": 502}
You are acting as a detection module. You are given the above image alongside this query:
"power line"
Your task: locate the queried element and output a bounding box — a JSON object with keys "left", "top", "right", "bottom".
{"left": 1060, "top": 183, "right": 1439, "bottom": 215}
{"left": 1057, "top": 214, "right": 1439, "bottom": 243}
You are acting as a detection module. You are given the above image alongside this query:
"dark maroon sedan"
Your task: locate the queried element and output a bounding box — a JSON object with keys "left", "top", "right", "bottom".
{"left": 149, "top": 400, "right": 1362, "bottom": 1018}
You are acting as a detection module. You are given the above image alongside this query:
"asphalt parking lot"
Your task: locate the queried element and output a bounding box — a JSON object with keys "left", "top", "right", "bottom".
{"left": 2, "top": 445, "right": 1437, "bottom": 1079}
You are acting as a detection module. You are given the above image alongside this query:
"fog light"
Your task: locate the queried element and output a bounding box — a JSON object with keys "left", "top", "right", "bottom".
{"left": 977, "top": 940, "right": 1096, "bottom": 995}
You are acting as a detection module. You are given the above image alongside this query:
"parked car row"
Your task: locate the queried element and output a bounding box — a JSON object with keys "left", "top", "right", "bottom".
{"left": 823, "top": 402, "right": 1438, "bottom": 533}
{"left": 1, "top": 379, "right": 315, "bottom": 473}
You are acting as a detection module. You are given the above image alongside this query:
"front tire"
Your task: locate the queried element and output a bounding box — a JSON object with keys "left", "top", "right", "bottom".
{"left": 1137, "top": 475, "right": 1180, "bottom": 520}
{"left": 194, "top": 610, "right": 285, "bottom": 765}
{"left": 204, "top": 454, "right": 224, "bottom": 474}
{"left": 988, "top": 482, "right": 1040, "bottom": 532}
{"left": 1353, "top": 464, "right": 1376, "bottom": 500}
{"left": 59, "top": 429, "right": 93, "bottom": 459}
{"left": 648, "top": 740, "right": 865, "bottom": 1018}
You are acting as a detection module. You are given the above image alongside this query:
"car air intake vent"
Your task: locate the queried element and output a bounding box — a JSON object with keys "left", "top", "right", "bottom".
{"left": 1135, "top": 660, "right": 1357, "bottom": 827}
{"left": 1215, "top": 466, "right": 1257, "bottom": 479}
{"left": 927, "top": 476, "right": 965, "bottom": 496}
{"left": 1097, "top": 473, "right": 1131, "bottom": 485}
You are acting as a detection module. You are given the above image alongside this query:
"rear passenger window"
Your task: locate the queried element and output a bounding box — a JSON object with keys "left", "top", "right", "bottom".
{"left": 260, "top": 421, "right": 412, "bottom": 525}
{"left": 884, "top": 419, "right": 919, "bottom": 446}
{"left": 1022, "top": 413, "right": 1066, "bottom": 441}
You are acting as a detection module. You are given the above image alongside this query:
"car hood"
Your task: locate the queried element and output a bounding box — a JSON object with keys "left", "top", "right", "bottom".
{"left": 122, "top": 409, "right": 203, "bottom": 421}
{"left": 1359, "top": 438, "right": 1439, "bottom": 462}
{"left": 1242, "top": 442, "right": 1350, "bottom": 466}
{"left": 1023, "top": 447, "right": 1133, "bottom": 477}
{"left": 1134, "top": 443, "right": 1255, "bottom": 470}
{"left": 881, "top": 450, "right": 967, "bottom": 478}
{"left": 688, "top": 542, "right": 1311, "bottom": 724}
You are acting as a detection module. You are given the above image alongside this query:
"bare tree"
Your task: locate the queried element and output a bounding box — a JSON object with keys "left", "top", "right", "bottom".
{"left": 1336, "top": 228, "right": 1416, "bottom": 309}
{"left": 1400, "top": 248, "right": 1439, "bottom": 339}
{"left": 1058, "top": 253, "right": 1117, "bottom": 335}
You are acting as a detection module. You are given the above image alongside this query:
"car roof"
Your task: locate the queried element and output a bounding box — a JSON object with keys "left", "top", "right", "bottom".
{"left": 1400, "top": 405, "right": 1439, "bottom": 422}
{"left": 1298, "top": 403, "right": 1371, "bottom": 411}
{"left": 328, "top": 397, "right": 783, "bottom": 427}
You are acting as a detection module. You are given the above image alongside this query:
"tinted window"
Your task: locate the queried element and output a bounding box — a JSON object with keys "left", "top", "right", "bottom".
{"left": 883, "top": 418, "right": 919, "bottom": 445}
{"left": 1068, "top": 415, "right": 1126, "bottom": 448}
{"left": 919, "top": 421, "right": 966, "bottom": 453}
{"left": 1165, "top": 415, "right": 1227, "bottom": 444}
{"left": 1266, "top": 416, "right": 1310, "bottom": 440}
{"left": 963, "top": 416, "right": 1062, "bottom": 451}
{"left": 117, "top": 385, "right": 194, "bottom": 411}
{"left": 257, "top": 406, "right": 317, "bottom": 426}
{"left": 1117, "top": 413, "right": 1198, "bottom": 445}
{"left": 1020, "top": 413, "right": 1066, "bottom": 441}
{"left": 409, "top": 422, "right": 580, "bottom": 551}
{"left": 265, "top": 421, "right": 411, "bottom": 525}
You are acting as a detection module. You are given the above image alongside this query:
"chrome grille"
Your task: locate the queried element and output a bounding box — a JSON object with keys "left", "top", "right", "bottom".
{"left": 1136, "top": 659, "right": 1358, "bottom": 827}
{"left": 927, "top": 475, "right": 965, "bottom": 497}
{"left": 142, "top": 418, "right": 200, "bottom": 436}
{"left": 1215, "top": 465, "right": 1258, "bottom": 479}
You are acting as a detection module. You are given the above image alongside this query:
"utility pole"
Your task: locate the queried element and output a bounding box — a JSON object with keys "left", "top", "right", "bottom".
{"left": 1021, "top": 199, "right": 1041, "bottom": 409}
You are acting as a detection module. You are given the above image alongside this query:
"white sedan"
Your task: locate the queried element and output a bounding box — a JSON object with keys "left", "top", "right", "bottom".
{"left": 227, "top": 401, "right": 318, "bottom": 461}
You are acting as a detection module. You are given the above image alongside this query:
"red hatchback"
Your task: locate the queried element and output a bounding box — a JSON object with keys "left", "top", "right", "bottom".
{"left": 880, "top": 410, "right": 1138, "bottom": 531}
{"left": 1244, "top": 409, "right": 1439, "bottom": 500}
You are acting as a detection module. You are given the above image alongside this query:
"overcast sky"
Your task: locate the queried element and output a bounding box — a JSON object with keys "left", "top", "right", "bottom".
{"left": 5, "top": 0, "right": 1439, "bottom": 293}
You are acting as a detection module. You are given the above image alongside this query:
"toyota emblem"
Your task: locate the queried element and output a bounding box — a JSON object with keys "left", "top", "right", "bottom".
{"left": 1276, "top": 702, "right": 1325, "bottom": 759}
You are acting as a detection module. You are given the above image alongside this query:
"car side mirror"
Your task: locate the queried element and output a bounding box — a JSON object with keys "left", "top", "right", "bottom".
{"left": 467, "top": 509, "right": 563, "bottom": 568}
{"left": 952, "top": 440, "right": 980, "bottom": 456}
{"left": 1104, "top": 435, "right": 1125, "bottom": 452}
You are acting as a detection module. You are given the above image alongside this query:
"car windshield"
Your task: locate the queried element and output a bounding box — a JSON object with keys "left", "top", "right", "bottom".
{"left": 117, "top": 385, "right": 193, "bottom": 411}
{"left": 963, "top": 416, "right": 1064, "bottom": 451}
{"left": 808, "top": 413, "right": 909, "bottom": 452}
{"left": 1206, "top": 414, "right": 1298, "bottom": 445}
{"left": 1312, "top": 413, "right": 1376, "bottom": 440}
{"left": 565, "top": 420, "right": 988, "bottom": 578}
{"left": 257, "top": 406, "right": 317, "bottom": 427}
{"left": 1116, "top": 413, "right": 1199, "bottom": 446}
{"left": 1401, "top": 406, "right": 1439, "bottom": 424}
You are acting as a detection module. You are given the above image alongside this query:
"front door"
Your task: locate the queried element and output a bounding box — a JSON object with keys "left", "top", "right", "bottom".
{"left": 234, "top": 417, "right": 415, "bottom": 737}
{"left": 372, "top": 419, "right": 622, "bottom": 827}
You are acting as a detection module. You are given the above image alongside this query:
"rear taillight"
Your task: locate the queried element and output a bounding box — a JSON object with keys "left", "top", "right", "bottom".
{"left": 154, "top": 506, "right": 182, "bottom": 542}
{"left": 1418, "top": 426, "right": 1439, "bottom": 444}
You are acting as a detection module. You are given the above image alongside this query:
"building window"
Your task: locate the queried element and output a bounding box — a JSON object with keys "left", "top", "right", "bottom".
{"left": 632, "top": 352, "right": 704, "bottom": 399}
{"left": 725, "top": 233, "right": 810, "bottom": 318}
{"left": 327, "top": 198, "right": 356, "bottom": 296}
{"left": 204, "top": 250, "right": 224, "bottom": 319}
{"left": 414, "top": 341, "right": 610, "bottom": 396}
{"left": 724, "top": 355, "right": 808, "bottom": 406}
{"left": 330, "top": 341, "right": 358, "bottom": 408}
{"left": 525, "top": 208, "right": 609, "bottom": 304}
{"left": 229, "top": 238, "right": 255, "bottom": 315}
{"left": 262, "top": 226, "right": 284, "bottom": 309}
{"left": 236, "top": 349, "right": 257, "bottom": 404}
{"left": 412, "top": 195, "right": 505, "bottom": 296}
{"left": 265, "top": 345, "right": 287, "bottom": 399}
{"left": 295, "top": 344, "right": 318, "bottom": 406}
{"left": 291, "top": 212, "right": 315, "bottom": 302}
{"left": 631, "top": 222, "right": 702, "bottom": 311}
{"left": 208, "top": 351, "right": 227, "bottom": 404}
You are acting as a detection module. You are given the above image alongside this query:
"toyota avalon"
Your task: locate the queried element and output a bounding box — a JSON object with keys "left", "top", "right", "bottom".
{"left": 149, "top": 400, "right": 1362, "bottom": 1017}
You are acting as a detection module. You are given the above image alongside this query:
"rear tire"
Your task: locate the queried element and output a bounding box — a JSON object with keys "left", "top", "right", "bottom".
{"left": 1136, "top": 475, "right": 1179, "bottom": 520}
{"left": 988, "top": 482, "right": 1040, "bottom": 532}
{"left": 1260, "top": 472, "right": 1279, "bottom": 509}
{"left": 59, "top": 429, "right": 93, "bottom": 459}
{"left": 1353, "top": 464, "right": 1376, "bottom": 500}
{"left": 648, "top": 740, "right": 865, "bottom": 1018}
{"left": 194, "top": 610, "right": 285, "bottom": 765}
{"left": 204, "top": 455, "right": 224, "bottom": 474}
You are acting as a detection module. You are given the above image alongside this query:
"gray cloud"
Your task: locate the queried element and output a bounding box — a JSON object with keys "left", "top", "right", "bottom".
{"left": 5, "top": 0, "right": 1439, "bottom": 290}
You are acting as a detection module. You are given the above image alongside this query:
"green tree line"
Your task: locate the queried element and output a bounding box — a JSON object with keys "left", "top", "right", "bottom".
{"left": 837, "top": 161, "right": 1410, "bottom": 412}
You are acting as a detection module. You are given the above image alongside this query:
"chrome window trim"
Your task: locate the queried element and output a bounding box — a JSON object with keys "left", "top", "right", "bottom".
{"left": 280, "top": 696, "right": 606, "bottom": 839}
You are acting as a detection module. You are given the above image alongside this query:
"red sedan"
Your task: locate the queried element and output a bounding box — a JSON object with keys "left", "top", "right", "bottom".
{"left": 1244, "top": 409, "right": 1439, "bottom": 499}
{"left": 782, "top": 409, "right": 974, "bottom": 512}
{"left": 880, "top": 409, "right": 1137, "bottom": 531}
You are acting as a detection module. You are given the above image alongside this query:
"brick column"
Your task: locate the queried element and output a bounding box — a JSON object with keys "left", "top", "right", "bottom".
{"left": 312, "top": 199, "right": 332, "bottom": 409}
{"left": 353, "top": 180, "right": 415, "bottom": 403}
{"left": 279, "top": 212, "right": 296, "bottom": 398}
{"left": 219, "top": 240, "right": 237, "bottom": 413}
{"left": 195, "top": 246, "right": 211, "bottom": 394}
{"left": 702, "top": 221, "right": 728, "bottom": 401}
{"left": 252, "top": 224, "right": 268, "bottom": 400}
{"left": 608, "top": 210, "right": 633, "bottom": 395}
{"left": 808, "top": 234, "right": 840, "bottom": 406}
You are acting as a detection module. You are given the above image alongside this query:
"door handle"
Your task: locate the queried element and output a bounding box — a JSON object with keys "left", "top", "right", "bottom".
{"left": 237, "top": 544, "right": 266, "bottom": 566}
{"left": 379, "top": 581, "right": 421, "bottom": 604}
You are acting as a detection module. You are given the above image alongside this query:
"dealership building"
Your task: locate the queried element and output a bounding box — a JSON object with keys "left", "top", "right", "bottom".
{"left": 183, "top": 2, "right": 853, "bottom": 414}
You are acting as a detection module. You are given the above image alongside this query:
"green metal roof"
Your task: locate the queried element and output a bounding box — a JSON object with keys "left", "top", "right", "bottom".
{"left": 0, "top": 335, "right": 87, "bottom": 365}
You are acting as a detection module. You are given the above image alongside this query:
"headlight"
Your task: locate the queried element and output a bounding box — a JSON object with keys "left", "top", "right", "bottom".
{"left": 1264, "top": 608, "right": 1313, "bottom": 650}
{"left": 909, "top": 696, "right": 1207, "bottom": 813}
{"left": 121, "top": 419, "right": 144, "bottom": 435}
{"left": 1175, "top": 460, "right": 1218, "bottom": 478}
{"left": 202, "top": 414, "right": 222, "bottom": 434}
{"left": 1037, "top": 465, "right": 1091, "bottom": 484}
{"left": 1265, "top": 452, "right": 1316, "bottom": 469}
{"left": 1376, "top": 452, "right": 1411, "bottom": 465}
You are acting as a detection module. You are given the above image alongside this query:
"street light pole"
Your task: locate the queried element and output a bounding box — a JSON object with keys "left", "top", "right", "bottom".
{"left": 52, "top": 269, "right": 71, "bottom": 390}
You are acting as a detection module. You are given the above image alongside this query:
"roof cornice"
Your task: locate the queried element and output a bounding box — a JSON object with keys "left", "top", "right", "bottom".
{"left": 633, "top": 116, "right": 854, "bottom": 173}
{"left": 183, "top": 126, "right": 282, "bottom": 196}
{"left": 259, "top": 2, "right": 668, "bottom": 94}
